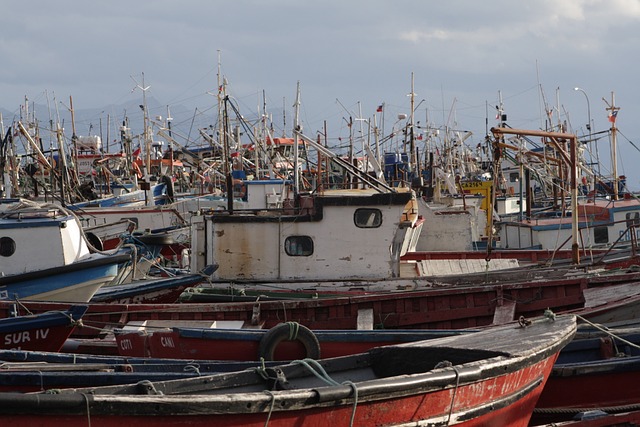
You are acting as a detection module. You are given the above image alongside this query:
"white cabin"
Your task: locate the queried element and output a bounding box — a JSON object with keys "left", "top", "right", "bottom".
{"left": 0, "top": 203, "right": 90, "bottom": 275}
{"left": 190, "top": 188, "right": 417, "bottom": 282}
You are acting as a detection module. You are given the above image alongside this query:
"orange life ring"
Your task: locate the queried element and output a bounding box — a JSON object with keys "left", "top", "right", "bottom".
{"left": 132, "top": 162, "right": 143, "bottom": 179}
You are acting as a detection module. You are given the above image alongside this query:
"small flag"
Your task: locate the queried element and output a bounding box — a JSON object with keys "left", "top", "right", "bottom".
{"left": 132, "top": 146, "right": 141, "bottom": 158}
{"left": 376, "top": 104, "right": 383, "bottom": 112}
{"left": 608, "top": 110, "right": 619, "bottom": 123}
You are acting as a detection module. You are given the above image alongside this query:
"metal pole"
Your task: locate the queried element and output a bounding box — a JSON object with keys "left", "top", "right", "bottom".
{"left": 574, "top": 87, "right": 598, "bottom": 181}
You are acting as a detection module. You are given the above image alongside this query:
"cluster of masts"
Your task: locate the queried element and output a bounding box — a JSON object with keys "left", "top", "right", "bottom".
{"left": 0, "top": 74, "right": 628, "bottom": 209}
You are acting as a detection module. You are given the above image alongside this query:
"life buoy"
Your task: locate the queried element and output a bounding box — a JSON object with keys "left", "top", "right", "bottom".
{"left": 258, "top": 322, "right": 321, "bottom": 361}
{"left": 132, "top": 162, "right": 143, "bottom": 179}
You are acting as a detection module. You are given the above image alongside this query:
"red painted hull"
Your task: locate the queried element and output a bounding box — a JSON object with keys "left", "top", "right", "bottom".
{"left": 0, "top": 326, "right": 74, "bottom": 352}
{"left": 0, "top": 306, "right": 86, "bottom": 352}
{"left": 0, "top": 315, "right": 576, "bottom": 427}
{"left": 531, "top": 327, "right": 640, "bottom": 425}
{"left": 537, "top": 369, "right": 640, "bottom": 408}
{"left": 0, "top": 348, "right": 560, "bottom": 427}
{"left": 0, "top": 275, "right": 630, "bottom": 341}
{"left": 115, "top": 328, "right": 463, "bottom": 360}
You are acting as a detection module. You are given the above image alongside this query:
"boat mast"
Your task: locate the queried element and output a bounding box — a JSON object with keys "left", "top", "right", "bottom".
{"left": 131, "top": 72, "right": 151, "bottom": 188}
{"left": 69, "top": 96, "right": 78, "bottom": 183}
{"left": 409, "top": 72, "right": 416, "bottom": 179}
{"left": 293, "top": 81, "right": 301, "bottom": 196}
{"left": 141, "top": 73, "right": 151, "bottom": 184}
{"left": 0, "top": 117, "right": 7, "bottom": 198}
{"left": 603, "top": 92, "right": 620, "bottom": 200}
{"left": 216, "top": 50, "right": 224, "bottom": 154}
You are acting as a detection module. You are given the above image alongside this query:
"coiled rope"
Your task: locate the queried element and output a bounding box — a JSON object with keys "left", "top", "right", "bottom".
{"left": 256, "top": 358, "right": 359, "bottom": 427}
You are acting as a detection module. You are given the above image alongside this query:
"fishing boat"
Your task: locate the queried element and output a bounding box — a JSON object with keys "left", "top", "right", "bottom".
{"left": 0, "top": 266, "right": 638, "bottom": 343}
{"left": 498, "top": 197, "right": 640, "bottom": 252}
{"left": 0, "top": 200, "right": 130, "bottom": 302}
{"left": 114, "top": 322, "right": 473, "bottom": 360}
{"left": 105, "top": 286, "right": 640, "bottom": 361}
{"left": 185, "top": 123, "right": 640, "bottom": 293}
{"left": 89, "top": 264, "right": 218, "bottom": 304}
{"left": 0, "top": 305, "right": 87, "bottom": 352}
{"left": 176, "top": 286, "right": 361, "bottom": 303}
{"left": 0, "top": 314, "right": 576, "bottom": 427}
{"left": 531, "top": 320, "right": 640, "bottom": 425}
{"left": 0, "top": 348, "right": 267, "bottom": 392}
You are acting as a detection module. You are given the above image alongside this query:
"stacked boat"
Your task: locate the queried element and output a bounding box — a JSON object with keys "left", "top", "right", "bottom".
{"left": 0, "top": 199, "right": 130, "bottom": 303}
{"left": 2, "top": 104, "right": 640, "bottom": 426}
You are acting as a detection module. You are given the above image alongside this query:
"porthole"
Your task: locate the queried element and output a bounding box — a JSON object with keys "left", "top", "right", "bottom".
{"left": 354, "top": 208, "right": 382, "bottom": 228}
{"left": 284, "top": 236, "right": 314, "bottom": 256}
{"left": 0, "top": 237, "right": 16, "bottom": 257}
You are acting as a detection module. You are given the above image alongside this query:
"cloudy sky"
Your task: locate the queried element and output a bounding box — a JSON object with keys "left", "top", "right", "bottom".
{"left": 3, "top": 0, "right": 640, "bottom": 188}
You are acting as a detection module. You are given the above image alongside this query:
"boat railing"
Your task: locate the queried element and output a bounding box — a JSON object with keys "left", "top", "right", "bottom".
{"left": 549, "top": 219, "right": 638, "bottom": 264}
{"left": 591, "top": 222, "right": 638, "bottom": 263}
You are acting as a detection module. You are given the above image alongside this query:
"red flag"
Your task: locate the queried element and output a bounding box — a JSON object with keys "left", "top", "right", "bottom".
{"left": 376, "top": 104, "right": 383, "bottom": 112}
{"left": 608, "top": 110, "right": 618, "bottom": 123}
{"left": 132, "top": 146, "right": 141, "bottom": 158}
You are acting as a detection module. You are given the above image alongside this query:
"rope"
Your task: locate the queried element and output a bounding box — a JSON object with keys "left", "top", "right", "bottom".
{"left": 291, "top": 358, "right": 359, "bottom": 427}
{"left": 518, "top": 309, "right": 557, "bottom": 328}
{"left": 534, "top": 402, "right": 640, "bottom": 415}
{"left": 81, "top": 393, "right": 92, "bottom": 427}
{"left": 264, "top": 390, "right": 276, "bottom": 427}
{"left": 256, "top": 358, "right": 360, "bottom": 425}
{"left": 253, "top": 358, "right": 269, "bottom": 381}
{"left": 291, "top": 358, "right": 340, "bottom": 386}
{"left": 56, "top": 309, "right": 85, "bottom": 328}
{"left": 286, "top": 322, "right": 300, "bottom": 341}
{"left": 183, "top": 364, "right": 201, "bottom": 375}
{"left": 576, "top": 315, "right": 640, "bottom": 351}
{"left": 343, "top": 381, "right": 359, "bottom": 427}
{"left": 446, "top": 366, "right": 462, "bottom": 425}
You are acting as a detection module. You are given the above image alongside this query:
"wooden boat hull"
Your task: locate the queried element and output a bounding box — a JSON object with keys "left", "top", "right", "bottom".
{"left": 115, "top": 326, "right": 471, "bottom": 359}
{"left": 0, "top": 348, "right": 279, "bottom": 392}
{"left": 0, "top": 305, "right": 87, "bottom": 352}
{"left": 531, "top": 326, "right": 640, "bottom": 425}
{"left": 0, "top": 254, "right": 129, "bottom": 303}
{"left": 0, "top": 315, "right": 577, "bottom": 427}
{"left": 0, "top": 272, "right": 636, "bottom": 341}
{"left": 90, "top": 272, "right": 209, "bottom": 304}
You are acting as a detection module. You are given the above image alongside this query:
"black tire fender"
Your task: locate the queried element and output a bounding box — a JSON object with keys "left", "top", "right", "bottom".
{"left": 258, "top": 322, "right": 321, "bottom": 361}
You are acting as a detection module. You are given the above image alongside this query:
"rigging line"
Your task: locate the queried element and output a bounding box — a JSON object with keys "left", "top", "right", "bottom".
{"left": 616, "top": 129, "right": 640, "bottom": 154}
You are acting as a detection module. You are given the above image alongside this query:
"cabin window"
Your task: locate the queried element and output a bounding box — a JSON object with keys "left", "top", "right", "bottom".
{"left": 594, "top": 226, "right": 609, "bottom": 244}
{"left": 284, "top": 236, "right": 314, "bottom": 256}
{"left": 0, "top": 237, "right": 15, "bottom": 257}
{"left": 354, "top": 208, "right": 382, "bottom": 228}
{"left": 626, "top": 212, "right": 640, "bottom": 229}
